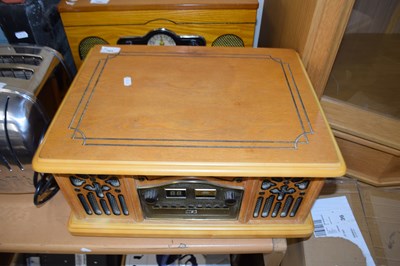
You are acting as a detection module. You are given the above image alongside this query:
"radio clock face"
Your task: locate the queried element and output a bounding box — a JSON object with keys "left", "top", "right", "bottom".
{"left": 147, "top": 34, "right": 176, "bottom": 46}
{"left": 117, "top": 28, "right": 206, "bottom": 46}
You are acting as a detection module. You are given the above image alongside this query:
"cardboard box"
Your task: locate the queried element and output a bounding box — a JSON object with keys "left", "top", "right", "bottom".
{"left": 282, "top": 237, "right": 366, "bottom": 266}
{"left": 282, "top": 177, "right": 400, "bottom": 266}
{"left": 358, "top": 183, "right": 400, "bottom": 265}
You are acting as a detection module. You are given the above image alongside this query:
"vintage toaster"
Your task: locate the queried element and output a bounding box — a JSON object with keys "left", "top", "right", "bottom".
{"left": 33, "top": 45, "right": 345, "bottom": 238}
{"left": 0, "top": 45, "right": 69, "bottom": 195}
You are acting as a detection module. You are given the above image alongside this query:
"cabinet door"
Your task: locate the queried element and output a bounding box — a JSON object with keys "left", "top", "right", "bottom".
{"left": 321, "top": 0, "right": 400, "bottom": 185}
{"left": 260, "top": 0, "right": 400, "bottom": 185}
{"left": 259, "top": 0, "right": 355, "bottom": 96}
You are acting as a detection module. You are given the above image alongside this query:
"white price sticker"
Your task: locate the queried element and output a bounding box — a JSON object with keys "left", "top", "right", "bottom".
{"left": 100, "top": 46, "right": 121, "bottom": 54}
{"left": 90, "top": 0, "right": 110, "bottom": 4}
{"left": 15, "top": 31, "right": 28, "bottom": 39}
{"left": 124, "top": 76, "right": 132, "bottom": 87}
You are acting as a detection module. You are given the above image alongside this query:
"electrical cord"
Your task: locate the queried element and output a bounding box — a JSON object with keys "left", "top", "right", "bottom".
{"left": 33, "top": 172, "right": 60, "bottom": 206}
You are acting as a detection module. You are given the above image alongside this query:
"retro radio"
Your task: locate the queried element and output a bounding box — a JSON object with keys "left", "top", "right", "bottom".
{"left": 58, "top": 0, "right": 258, "bottom": 69}
{"left": 33, "top": 45, "right": 345, "bottom": 238}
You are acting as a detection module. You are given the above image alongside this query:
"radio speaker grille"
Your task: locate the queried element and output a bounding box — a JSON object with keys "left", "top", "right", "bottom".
{"left": 68, "top": 175, "right": 130, "bottom": 217}
{"left": 79, "top": 36, "right": 109, "bottom": 60}
{"left": 212, "top": 34, "right": 244, "bottom": 47}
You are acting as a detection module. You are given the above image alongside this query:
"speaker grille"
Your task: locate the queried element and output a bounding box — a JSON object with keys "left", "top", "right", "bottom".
{"left": 69, "top": 174, "right": 130, "bottom": 216}
{"left": 212, "top": 34, "right": 244, "bottom": 47}
{"left": 79, "top": 36, "right": 109, "bottom": 60}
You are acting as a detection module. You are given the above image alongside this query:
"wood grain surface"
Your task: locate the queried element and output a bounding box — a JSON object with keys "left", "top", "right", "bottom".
{"left": 33, "top": 46, "right": 345, "bottom": 177}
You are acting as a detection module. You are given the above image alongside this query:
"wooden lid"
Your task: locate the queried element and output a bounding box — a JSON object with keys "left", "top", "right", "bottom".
{"left": 58, "top": 0, "right": 258, "bottom": 12}
{"left": 33, "top": 45, "right": 345, "bottom": 177}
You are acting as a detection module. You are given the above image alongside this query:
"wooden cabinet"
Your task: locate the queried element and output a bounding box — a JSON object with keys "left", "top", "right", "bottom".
{"left": 260, "top": 0, "right": 400, "bottom": 186}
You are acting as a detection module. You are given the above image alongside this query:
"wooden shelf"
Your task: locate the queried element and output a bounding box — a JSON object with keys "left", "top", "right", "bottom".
{"left": 0, "top": 192, "right": 283, "bottom": 255}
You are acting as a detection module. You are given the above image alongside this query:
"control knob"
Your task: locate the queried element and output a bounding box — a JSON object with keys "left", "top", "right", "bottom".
{"left": 143, "top": 189, "right": 158, "bottom": 204}
{"left": 224, "top": 191, "right": 237, "bottom": 206}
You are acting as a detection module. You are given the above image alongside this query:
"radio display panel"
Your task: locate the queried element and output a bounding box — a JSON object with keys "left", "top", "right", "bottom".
{"left": 165, "top": 188, "right": 187, "bottom": 198}
{"left": 195, "top": 188, "right": 216, "bottom": 199}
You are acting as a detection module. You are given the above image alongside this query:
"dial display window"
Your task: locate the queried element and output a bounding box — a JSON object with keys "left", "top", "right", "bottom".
{"left": 195, "top": 188, "right": 216, "bottom": 199}
{"left": 147, "top": 34, "right": 176, "bottom": 46}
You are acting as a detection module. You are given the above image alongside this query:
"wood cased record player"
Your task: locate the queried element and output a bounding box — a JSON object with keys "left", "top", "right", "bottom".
{"left": 33, "top": 45, "right": 345, "bottom": 238}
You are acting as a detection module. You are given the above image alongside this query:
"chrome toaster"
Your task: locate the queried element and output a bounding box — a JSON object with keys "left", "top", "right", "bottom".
{"left": 0, "top": 45, "right": 70, "bottom": 195}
